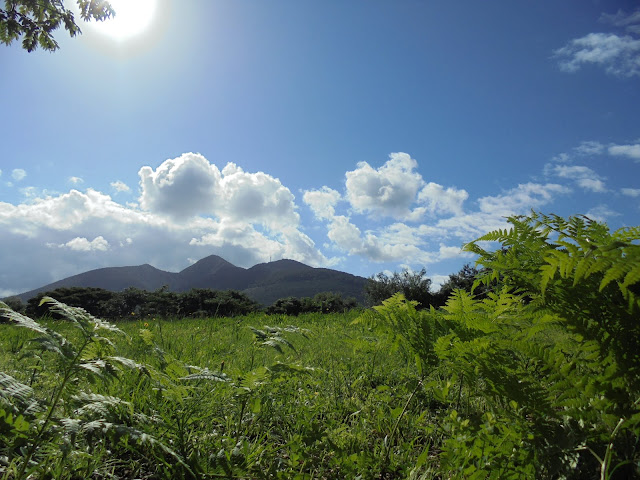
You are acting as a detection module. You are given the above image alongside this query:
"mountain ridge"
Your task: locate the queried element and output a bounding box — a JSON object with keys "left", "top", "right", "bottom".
{"left": 12, "top": 255, "right": 367, "bottom": 306}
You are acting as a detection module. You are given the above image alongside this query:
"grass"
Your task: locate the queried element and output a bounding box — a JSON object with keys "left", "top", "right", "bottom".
{"left": 0, "top": 308, "right": 434, "bottom": 479}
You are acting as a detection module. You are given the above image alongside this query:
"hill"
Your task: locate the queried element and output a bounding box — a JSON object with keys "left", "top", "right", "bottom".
{"left": 13, "top": 255, "right": 367, "bottom": 305}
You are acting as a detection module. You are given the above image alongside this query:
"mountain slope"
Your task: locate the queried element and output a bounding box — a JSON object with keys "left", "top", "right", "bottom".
{"left": 12, "top": 256, "right": 368, "bottom": 305}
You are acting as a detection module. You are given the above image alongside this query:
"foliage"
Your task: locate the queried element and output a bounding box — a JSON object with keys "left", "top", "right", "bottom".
{"left": 266, "top": 291, "right": 358, "bottom": 315}
{"left": 0, "top": 296, "right": 24, "bottom": 316}
{"left": 0, "top": 0, "right": 114, "bottom": 52}
{"left": 432, "top": 263, "right": 489, "bottom": 305}
{"left": 365, "top": 268, "right": 435, "bottom": 309}
{"left": 26, "top": 286, "right": 262, "bottom": 319}
{"left": 0, "top": 296, "right": 186, "bottom": 480}
{"left": 367, "top": 212, "right": 640, "bottom": 478}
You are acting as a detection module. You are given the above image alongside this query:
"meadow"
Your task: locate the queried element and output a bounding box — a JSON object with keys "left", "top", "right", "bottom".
{"left": 0, "top": 309, "right": 435, "bottom": 479}
{"left": 1, "top": 213, "right": 639, "bottom": 479}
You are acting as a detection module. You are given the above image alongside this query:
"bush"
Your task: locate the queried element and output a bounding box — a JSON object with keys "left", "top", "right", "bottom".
{"left": 364, "top": 268, "right": 435, "bottom": 308}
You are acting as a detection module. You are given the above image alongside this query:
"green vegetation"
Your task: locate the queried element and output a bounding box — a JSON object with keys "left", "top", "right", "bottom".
{"left": 365, "top": 267, "right": 435, "bottom": 309}
{"left": 17, "top": 287, "right": 361, "bottom": 320}
{"left": 1, "top": 212, "right": 638, "bottom": 479}
{"left": 0, "top": 0, "right": 115, "bottom": 52}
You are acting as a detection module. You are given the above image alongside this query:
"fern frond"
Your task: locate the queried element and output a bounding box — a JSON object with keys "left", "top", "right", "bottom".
{"left": 71, "top": 392, "right": 130, "bottom": 418}
{"left": 181, "top": 369, "right": 229, "bottom": 382}
{"left": 0, "top": 372, "right": 35, "bottom": 405}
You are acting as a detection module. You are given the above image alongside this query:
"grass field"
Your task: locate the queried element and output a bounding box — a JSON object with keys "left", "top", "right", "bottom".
{"left": 0, "top": 309, "right": 437, "bottom": 479}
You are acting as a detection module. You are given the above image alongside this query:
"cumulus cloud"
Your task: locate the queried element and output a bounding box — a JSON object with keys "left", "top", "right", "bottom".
{"left": 111, "top": 180, "right": 131, "bottom": 192}
{"left": 139, "top": 153, "right": 221, "bottom": 219}
{"left": 417, "top": 182, "right": 468, "bottom": 216}
{"left": 12, "top": 169, "right": 26, "bottom": 181}
{"left": 547, "top": 164, "right": 606, "bottom": 192}
{"left": 303, "top": 187, "right": 341, "bottom": 220}
{"left": 342, "top": 152, "right": 469, "bottom": 221}
{"left": 322, "top": 215, "right": 439, "bottom": 265}
{"left": 139, "top": 153, "right": 299, "bottom": 229}
{"left": 554, "top": 32, "right": 640, "bottom": 77}
{"left": 345, "top": 152, "right": 425, "bottom": 219}
{"left": 609, "top": 143, "right": 640, "bottom": 161}
{"left": 220, "top": 163, "right": 299, "bottom": 228}
{"left": 52, "top": 236, "right": 110, "bottom": 252}
{"left": 68, "top": 176, "right": 84, "bottom": 185}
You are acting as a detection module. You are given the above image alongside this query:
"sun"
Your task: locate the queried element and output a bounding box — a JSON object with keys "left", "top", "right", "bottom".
{"left": 89, "top": 0, "right": 158, "bottom": 41}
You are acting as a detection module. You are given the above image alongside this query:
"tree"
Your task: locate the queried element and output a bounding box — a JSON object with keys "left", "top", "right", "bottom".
{"left": 26, "top": 286, "right": 116, "bottom": 318}
{"left": 364, "top": 268, "right": 435, "bottom": 309}
{"left": 0, "top": 0, "right": 114, "bottom": 52}
{"left": 432, "top": 263, "right": 490, "bottom": 306}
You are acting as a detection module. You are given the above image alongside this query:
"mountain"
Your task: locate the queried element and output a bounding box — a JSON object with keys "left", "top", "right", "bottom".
{"left": 13, "top": 255, "right": 368, "bottom": 305}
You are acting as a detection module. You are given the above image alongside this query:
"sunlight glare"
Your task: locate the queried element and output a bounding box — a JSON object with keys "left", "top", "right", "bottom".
{"left": 90, "top": 0, "right": 158, "bottom": 41}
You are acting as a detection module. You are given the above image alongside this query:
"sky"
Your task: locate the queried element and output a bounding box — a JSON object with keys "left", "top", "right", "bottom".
{"left": 1, "top": 0, "right": 639, "bottom": 298}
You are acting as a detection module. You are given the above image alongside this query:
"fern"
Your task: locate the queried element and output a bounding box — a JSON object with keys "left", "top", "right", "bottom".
{"left": 0, "top": 298, "right": 190, "bottom": 480}
{"left": 370, "top": 212, "right": 640, "bottom": 478}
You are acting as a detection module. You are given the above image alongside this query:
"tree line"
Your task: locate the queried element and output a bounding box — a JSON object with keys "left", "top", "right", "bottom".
{"left": 2, "top": 263, "right": 484, "bottom": 320}
{"left": 2, "top": 287, "right": 361, "bottom": 319}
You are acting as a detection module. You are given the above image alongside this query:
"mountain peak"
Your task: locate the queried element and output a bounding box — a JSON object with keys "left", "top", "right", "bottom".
{"left": 179, "top": 255, "right": 236, "bottom": 274}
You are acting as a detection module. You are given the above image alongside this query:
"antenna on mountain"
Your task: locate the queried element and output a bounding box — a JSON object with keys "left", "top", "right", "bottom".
{"left": 269, "top": 255, "right": 272, "bottom": 262}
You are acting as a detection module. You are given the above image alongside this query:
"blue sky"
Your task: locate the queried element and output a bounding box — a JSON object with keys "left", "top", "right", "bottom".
{"left": 1, "top": 0, "right": 639, "bottom": 297}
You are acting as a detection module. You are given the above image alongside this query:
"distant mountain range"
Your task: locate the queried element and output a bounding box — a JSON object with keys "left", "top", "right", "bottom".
{"left": 12, "top": 255, "right": 368, "bottom": 306}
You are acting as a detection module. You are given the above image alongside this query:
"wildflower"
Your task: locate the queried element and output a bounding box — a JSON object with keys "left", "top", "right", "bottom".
{"left": 143, "top": 322, "right": 149, "bottom": 328}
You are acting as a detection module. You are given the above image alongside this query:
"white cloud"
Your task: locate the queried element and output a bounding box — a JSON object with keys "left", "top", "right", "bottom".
{"left": 326, "top": 216, "right": 363, "bottom": 252}
{"left": 220, "top": 163, "right": 299, "bottom": 228}
{"left": 586, "top": 205, "right": 620, "bottom": 223}
{"left": 0, "top": 169, "right": 2, "bottom": 177}
{"left": 342, "top": 153, "right": 469, "bottom": 221}
{"left": 433, "top": 212, "right": 510, "bottom": 240}
{"left": 478, "top": 183, "right": 570, "bottom": 216}
{"left": 12, "top": 169, "right": 26, "bottom": 181}
{"left": 54, "top": 236, "right": 110, "bottom": 252}
{"left": 345, "top": 152, "right": 424, "bottom": 220}
{"left": 429, "top": 274, "right": 450, "bottom": 291}
{"left": 139, "top": 153, "right": 299, "bottom": 229}
{"left": 554, "top": 32, "right": 640, "bottom": 77}
{"left": 303, "top": 187, "right": 341, "bottom": 220}
{"left": 417, "top": 182, "right": 468, "bottom": 216}
{"left": 621, "top": 188, "right": 640, "bottom": 197}
{"left": 548, "top": 165, "right": 606, "bottom": 192}
{"left": 609, "top": 143, "right": 640, "bottom": 160}
{"left": 111, "top": 180, "right": 131, "bottom": 192}
{"left": 574, "top": 141, "right": 605, "bottom": 156}
{"left": 69, "top": 176, "right": 84, "bottom": 185}
{"left": 577, "top": 178, "right": 607, "bottom": 192}
{"left": 438, "top": 244, "right": 472, "bottom": 260}
{"left": 139, "top": 153, "right": 221, "bottom": 219}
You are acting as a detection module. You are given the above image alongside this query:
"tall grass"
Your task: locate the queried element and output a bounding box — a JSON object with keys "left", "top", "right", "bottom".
{"left": 1, "top": 304, "right": 427, "bottom": 479}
